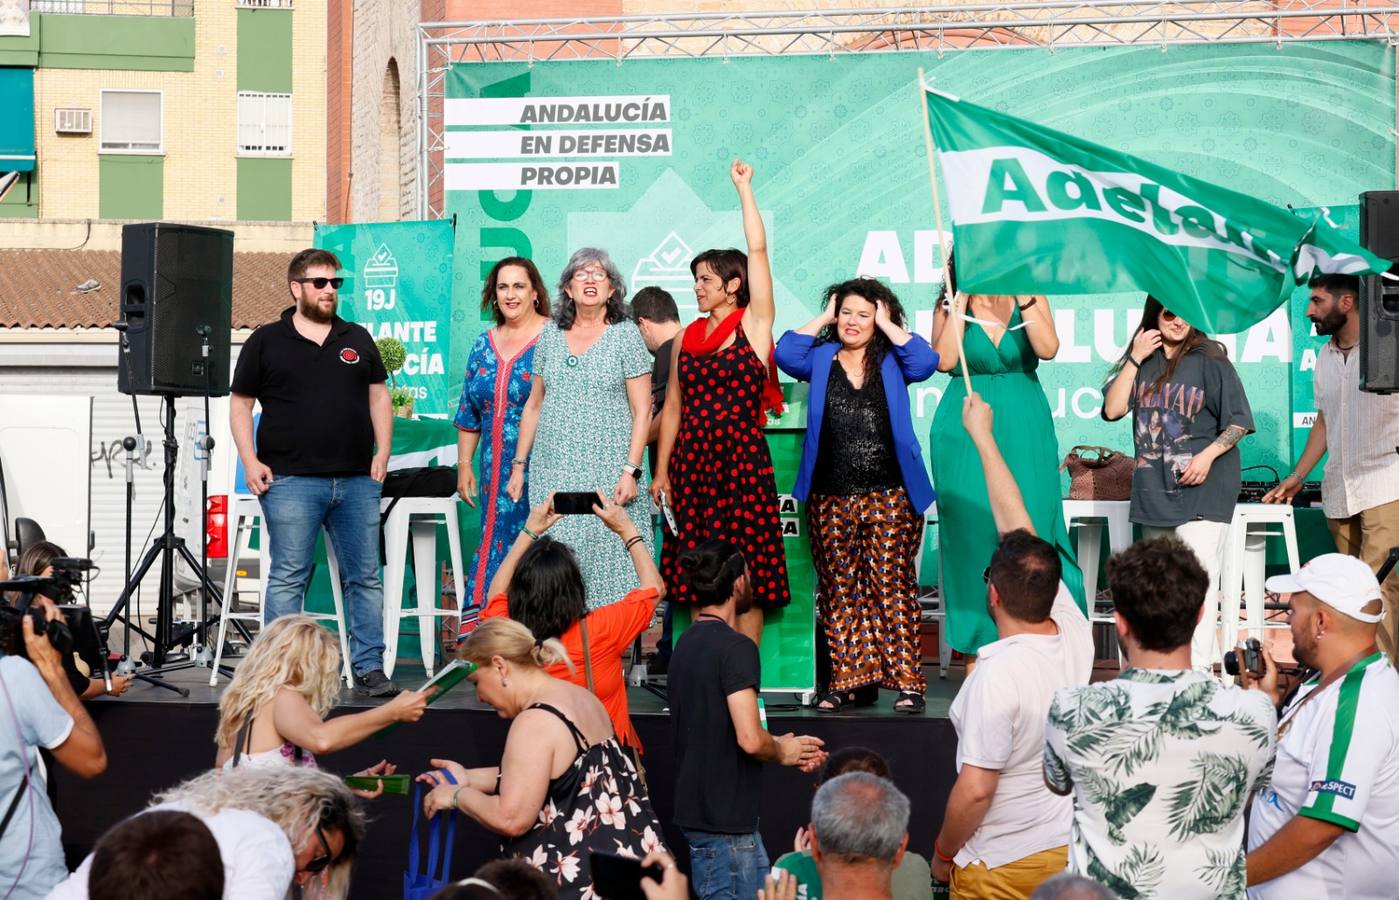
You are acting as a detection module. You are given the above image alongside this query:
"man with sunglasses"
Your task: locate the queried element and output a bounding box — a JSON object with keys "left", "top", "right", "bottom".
{"left": 230, "top": 248, "right": 399, "bottom": 696}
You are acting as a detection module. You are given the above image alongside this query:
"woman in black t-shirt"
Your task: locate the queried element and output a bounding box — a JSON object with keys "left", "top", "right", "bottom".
{"left": 1103, "top": 296, "right": 1255, "bottom": 672}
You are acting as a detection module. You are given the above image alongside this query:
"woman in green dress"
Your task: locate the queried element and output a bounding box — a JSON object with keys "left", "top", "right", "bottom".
{"left": 930, "top": 260, "right": 1084, "bottom": 658}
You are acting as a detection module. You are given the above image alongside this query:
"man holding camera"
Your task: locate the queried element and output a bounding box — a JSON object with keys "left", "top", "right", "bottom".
{"left": 0, "top": 612, "right": 107, "bottom": 898}
{"left": 1244, "top": 554, "right": 1399, "bottom": 897}
{"left": 1043, "top": 536, "right": 1276, "bottom": 899}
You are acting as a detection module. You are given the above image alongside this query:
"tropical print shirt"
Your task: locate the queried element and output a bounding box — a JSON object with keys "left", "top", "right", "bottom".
{"left": 1044, "top": 669, "right": 1277, "bottom": 899}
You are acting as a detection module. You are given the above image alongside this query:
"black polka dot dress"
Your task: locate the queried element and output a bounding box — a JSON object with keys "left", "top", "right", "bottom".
{"left": 661, "top": 325, "right": 792, "bottom": 610}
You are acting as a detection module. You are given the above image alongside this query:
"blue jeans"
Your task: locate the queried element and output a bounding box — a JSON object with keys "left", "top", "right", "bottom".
{"left": 683, "top": 830, "right": 769, "bottom": 900}
{"left": 259, "top": 474, "right": 385, "bottom": 675}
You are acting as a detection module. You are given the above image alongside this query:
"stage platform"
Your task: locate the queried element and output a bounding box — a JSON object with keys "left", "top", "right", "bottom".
{"left": 54, "top": 660, "right": 964, "bottom": 898}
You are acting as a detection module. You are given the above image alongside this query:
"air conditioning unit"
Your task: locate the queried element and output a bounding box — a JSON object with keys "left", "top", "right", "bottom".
{"left": 54, "top": 108, "right": 92, "bottom": 135}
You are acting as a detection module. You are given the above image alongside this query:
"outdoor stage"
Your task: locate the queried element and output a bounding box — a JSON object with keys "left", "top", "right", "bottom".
{"left": 54, "top": 662, "right": 963, "bottom": 899}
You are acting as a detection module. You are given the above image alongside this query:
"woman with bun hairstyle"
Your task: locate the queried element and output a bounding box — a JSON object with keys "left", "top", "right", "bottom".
{"left": 418, "top": 618, "right": 666, "bottom": 899}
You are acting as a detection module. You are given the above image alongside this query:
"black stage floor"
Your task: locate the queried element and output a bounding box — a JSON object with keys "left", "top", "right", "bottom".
{"left": 54, "top": 661, "right": 963, "bottom": 898}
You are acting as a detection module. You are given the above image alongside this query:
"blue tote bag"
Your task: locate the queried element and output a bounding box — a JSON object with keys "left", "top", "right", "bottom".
{"left": 404, "top": 771, "right": 458, "bottom": 900}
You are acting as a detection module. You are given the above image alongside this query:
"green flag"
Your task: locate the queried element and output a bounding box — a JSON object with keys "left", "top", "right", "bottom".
{"left": 925, "top": 87, "right": 1390, "bottom": 333}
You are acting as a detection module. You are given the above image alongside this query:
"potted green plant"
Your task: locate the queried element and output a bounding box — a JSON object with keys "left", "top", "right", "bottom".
{"left": 375, "top": 337, "right": 415, "bottom": 419}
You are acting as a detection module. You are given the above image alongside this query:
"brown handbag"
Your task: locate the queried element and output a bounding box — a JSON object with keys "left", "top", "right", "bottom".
{"left": 1060, "top": 445, "right": 1134, "bottom": 501}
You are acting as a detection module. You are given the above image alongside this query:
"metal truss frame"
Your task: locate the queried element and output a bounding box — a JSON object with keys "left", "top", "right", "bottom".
{"left": 418, "top": 2, "right": 1399, "bottom": 217}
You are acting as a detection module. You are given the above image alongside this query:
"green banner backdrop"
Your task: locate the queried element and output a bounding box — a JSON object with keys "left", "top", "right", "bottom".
{"left": 444, "top": 42, "right": 1394, "bottom": 689}
{"left": 315, "top": 220, "right": 457, "bottom": 416}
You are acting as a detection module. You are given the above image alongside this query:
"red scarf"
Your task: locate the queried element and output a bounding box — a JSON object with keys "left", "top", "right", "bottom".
{"left": 681, "top": 309, "right": 784, "bottom": 423}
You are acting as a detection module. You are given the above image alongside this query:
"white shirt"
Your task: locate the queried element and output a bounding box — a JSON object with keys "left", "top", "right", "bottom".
{"left": 1313, "top": 340, "right": 1399, "bottom": 519}
{"left": 45, "top": 802, "right": 295, "bottom": 900}
{"left": 1046, "top": 670, "right": 1276, "bottom": 899}
{"left": 1247, "top": 653, "right": 1399, "bottom": 900}
{"left": 948, "top": 583, "right": 1094, "bottom": 869}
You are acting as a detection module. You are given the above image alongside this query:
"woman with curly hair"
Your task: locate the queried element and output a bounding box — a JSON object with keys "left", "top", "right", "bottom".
{"left": 214, "top": 615, "right": 427, "bottom": 771}
{"left": 49, "top": 766, "right": 367, "bottom": 900}
{"left": 417, "top": 617, "right": 667, "bottom": 900}
{"left": 776, "top": 279, "right": 939, "bottom": 713}
{"left": 507, "top": 248, "right": 653, "bottom": 610}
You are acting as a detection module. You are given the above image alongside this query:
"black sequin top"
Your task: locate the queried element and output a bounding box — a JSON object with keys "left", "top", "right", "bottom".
{"left": 810, "top": 358, "right": 901, "bottom": 496}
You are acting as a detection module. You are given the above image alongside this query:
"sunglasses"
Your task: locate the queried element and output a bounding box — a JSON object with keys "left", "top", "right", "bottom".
{"left": 303, "top": 827, "right": 335, "bottom": 875}
{"left": 294, "top": 277, "right": 345, "bottom": 290}
{"left": 982, "top": 566, "right": 992, "bottom": 584}
{"left": 1159, "top": 309, "right": 1181, "bottom": 322}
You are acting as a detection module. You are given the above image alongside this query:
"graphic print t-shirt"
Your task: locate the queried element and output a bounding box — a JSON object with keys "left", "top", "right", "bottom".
{"left": 1128, "top": 349, "right": 1253, "bottom": 527}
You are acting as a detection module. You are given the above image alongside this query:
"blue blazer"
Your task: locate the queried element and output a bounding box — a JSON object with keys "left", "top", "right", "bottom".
{"left": 774, "top": 331, "right": 939, "bottom": 513}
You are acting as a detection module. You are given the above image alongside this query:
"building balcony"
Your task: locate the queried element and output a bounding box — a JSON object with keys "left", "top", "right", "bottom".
{"left": 29, "top": 0, "right": 193, "bottom": 16}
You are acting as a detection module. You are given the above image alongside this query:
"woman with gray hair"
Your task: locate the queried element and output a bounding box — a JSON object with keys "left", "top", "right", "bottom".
{"left": 47, "top": 766, "right": 366, "bottom": 900}
{"left": 507, "top": 248, "right": 653, "bottom": 609}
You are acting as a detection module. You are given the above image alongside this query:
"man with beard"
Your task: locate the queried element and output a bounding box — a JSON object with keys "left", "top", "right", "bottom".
{"left": 230, "top": 249, "right": 398, "bottom": 696}
{"left": 669, "top": 538, "right": 827, "bottom": 900}
{"left": 1265, "top": 273, "right": 1399, "bottom": 662}
{"left": 1243, "top": 554, "right": 1399, "bottom": 897}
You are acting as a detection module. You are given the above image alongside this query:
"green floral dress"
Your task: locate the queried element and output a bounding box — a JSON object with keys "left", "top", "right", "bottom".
{"left": 531, "top": 321, "right": 653, "bottom": 609}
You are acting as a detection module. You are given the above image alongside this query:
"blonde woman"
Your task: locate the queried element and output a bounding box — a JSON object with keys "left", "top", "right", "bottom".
{"left": 418, "top": 618, "right": 667, "bottom": 900}
{"left": 48, "top": 766, "right": 366, "bottom": 900}
{"left": 215, "top": 615, "right": 428, "bottom": 771}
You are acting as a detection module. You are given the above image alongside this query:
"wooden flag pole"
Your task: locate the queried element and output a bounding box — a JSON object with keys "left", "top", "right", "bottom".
{"left": 918, "top": 68, "right": 973, "bottom": 397}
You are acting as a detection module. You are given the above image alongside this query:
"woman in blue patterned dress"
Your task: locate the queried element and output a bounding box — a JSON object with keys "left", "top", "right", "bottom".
{"left": 455, "top": 256, "right": 550, "bottom": 638}
{"left": 507, "top": 248, "right": 654, "bottom": 610}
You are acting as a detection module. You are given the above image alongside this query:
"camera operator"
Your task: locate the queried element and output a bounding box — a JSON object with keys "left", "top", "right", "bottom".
{"left": 0, "top": 606, "right": 108, "bottom": 899}
{"left": 1243, "top": 554, "right": 1399, "bottom": 897}
{"left": 7, "top": 542, "right": 129, "bottom": 699}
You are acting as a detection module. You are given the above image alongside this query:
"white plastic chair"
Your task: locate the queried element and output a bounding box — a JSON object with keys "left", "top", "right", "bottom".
{"left": 209, "top": 497, "right": 354, "bottom": 687}
{"left": 1062, "top": 498, "right": 1133, "bottom": 604}
{"left": 1219, "top": 503, "right": 1300, "bottom": 655}
{"left": 380, "top": 497, "right": 466, "bottom": 678}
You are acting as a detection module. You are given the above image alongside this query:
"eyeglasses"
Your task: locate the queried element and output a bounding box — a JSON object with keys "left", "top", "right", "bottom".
{"left": 294, "top": 277, "right": 344, "bottom": 290}
{"left": 303, "top": 827, "right": 335, "bottom": 875}
{"left": 571, "top": 269, "right": 609, "bottom": 283}
{"left": 982, "top": 566, "right": 992, "bottom": 584}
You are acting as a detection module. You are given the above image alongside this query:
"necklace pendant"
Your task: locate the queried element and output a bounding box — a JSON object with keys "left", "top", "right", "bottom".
{"left": 566, "top": 355, "right": 580, "bottom": 368}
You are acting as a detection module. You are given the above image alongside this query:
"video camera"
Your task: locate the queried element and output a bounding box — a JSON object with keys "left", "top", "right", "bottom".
{"left": 0, "top": 557, "right": 108, "bottom": 692}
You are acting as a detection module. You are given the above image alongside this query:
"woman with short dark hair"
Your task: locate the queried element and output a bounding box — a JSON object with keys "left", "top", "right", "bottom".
{"left": 651, "top": 161, "right": 790, "bottom": 646}
{"left": 507, "top": 249, "right": 653, "bottom": 611}
{"left": 479, "top": 493, "right": 663, "bottom": 750}
{"left": 776, "top": 278, "right": 938, "bottom": 713}
{"left": 1102, "top": 295, "right": 1254, "bottom": 670}
{"left": 454, "top": 256, "right": 550, "bottom": 637}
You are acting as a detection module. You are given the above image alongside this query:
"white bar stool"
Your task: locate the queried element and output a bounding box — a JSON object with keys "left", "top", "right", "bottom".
{"left": 1219, "top": 503, "right": 1300, "bottom": 653}
{"left": 380, "top": 497, "right": 466, "bottom": 678}
{"left": 209, "top": 496, "right": 354, "bottom": 687}
{"left": 1062, "top": 499, "right": 1133, "bottom": 603}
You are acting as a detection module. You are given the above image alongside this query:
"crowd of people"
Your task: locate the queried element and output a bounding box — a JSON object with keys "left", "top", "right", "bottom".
{"left": 2, "top": 159, "right": 1398, "bottom": 900}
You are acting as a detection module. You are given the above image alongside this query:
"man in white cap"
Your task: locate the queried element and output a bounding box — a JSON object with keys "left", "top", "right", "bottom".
{"left": 1243, "top": 553, "right": 1399, "bottom": 898}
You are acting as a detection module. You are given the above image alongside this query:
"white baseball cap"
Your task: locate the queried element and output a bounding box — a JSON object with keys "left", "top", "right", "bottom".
{"left": 1264, "top": 554, "right": 1384, "bottom": 623}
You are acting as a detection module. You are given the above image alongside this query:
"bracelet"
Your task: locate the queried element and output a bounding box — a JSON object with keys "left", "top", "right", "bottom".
{"left": 522, "top": 527, "right": 541, "bottom": 542}
{"left": 933, "top": 839, "right": 956, "bottom": 863}
{"left": 1125, "top": 356, "right": 1142, "bottom": 369}
{"left": 450, "top": 787, "right": 463, "bottom": 811}
{"left": 624, "top": 534, "right": 644, "bottom": 551}
{"left": 511, "top": 458, "right": 527, "bottom": 468}
{"left": 1017, "top": 297, "right": 1038, "bottom": 312}
{"left": 1285, "top": 472, "right": 1302, "bottom": 482}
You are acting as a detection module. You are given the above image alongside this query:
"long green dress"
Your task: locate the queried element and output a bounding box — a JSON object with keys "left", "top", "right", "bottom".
{"left": 930, "top": 303, "right": 1085, "bottom": 655}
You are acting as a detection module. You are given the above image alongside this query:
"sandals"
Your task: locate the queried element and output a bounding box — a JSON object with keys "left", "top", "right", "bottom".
{"left": 894, "top": 691, "right": 926, "bottom": 715}
{"left": 815, "top": 691, "right": 851, "bottom": 713}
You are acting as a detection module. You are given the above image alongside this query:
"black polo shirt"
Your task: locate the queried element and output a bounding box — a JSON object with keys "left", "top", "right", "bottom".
{"left": 231, "top": 307, "right": 387, "bottom": 476}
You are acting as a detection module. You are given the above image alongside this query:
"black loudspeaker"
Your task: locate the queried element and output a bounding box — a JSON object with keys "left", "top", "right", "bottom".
{"left": 117, "top": 223, "right": 233, "bottom": 397}
{"left": 1358, "top": 192, "right": 1399, "bottom": 394}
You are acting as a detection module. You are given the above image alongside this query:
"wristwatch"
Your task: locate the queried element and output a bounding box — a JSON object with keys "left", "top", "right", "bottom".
{"left": 622, "top": 461, "right": 642, "bottom": 480}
